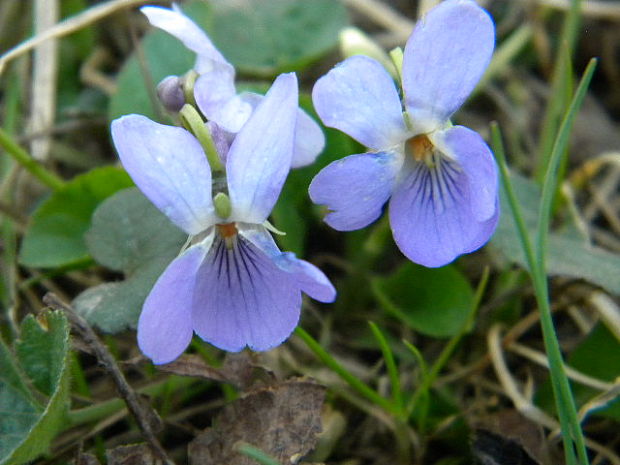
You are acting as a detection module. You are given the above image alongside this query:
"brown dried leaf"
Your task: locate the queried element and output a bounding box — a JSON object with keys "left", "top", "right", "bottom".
{"left": 189, "top": 378, "right": 326, "bottom": 465}
{"left": 158, "top": 352, "right": 275, "bottom": 390}
{"left": 158, "top": 354, "right": 231, "bottom": 383}
{"left": 106, "top": 444, "right": 164, "bottom": 465}
{"left": 73, "top": 451, "right": 101, "bottom": 465}
{"left": 471, "top": 410, "right": 559, "bottom": 465}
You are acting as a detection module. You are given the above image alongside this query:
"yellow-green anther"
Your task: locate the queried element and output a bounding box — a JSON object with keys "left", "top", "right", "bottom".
{"left": 179, "top": 103, "right": 224, "bottom": 173}
{"left": 213, "top": 192, "right": 232, "bottom": 219}
{"left": 389, "top": 47, "right": 404, "bottom": 86}
{"left": 182, "top": 70, "right": 199, "bottom": 108}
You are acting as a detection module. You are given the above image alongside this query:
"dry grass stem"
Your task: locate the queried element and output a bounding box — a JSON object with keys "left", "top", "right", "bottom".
{"left": 507, "top": 341, "right": 614, "bottom": 391}
{"left": 535, "top": 0, "right": 620, "bottom": 20}
{"left": 29, "top": 0, "right": 59, "bottom": 162}
{"left": 0, "top": 0, "right": 151, "bottom": 75}
{"left": 341, "top": 0, "right": 413, "bottom": 40}
{"left": 588, "top": 291, "right": 620, "bottom": 341}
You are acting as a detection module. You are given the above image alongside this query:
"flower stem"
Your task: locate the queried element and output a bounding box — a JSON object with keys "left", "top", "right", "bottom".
{"left": 179, "top": 103, "right": 224, "bottom": 173}
{"left": 0, "top": 127, "right": 65, "bottom": 191}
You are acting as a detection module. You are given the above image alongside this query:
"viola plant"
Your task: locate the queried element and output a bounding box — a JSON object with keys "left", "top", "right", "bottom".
{"left": 141, "top": 4, "right": 325, "bottom": 168}
{"left": 111, "top": 73, "right": 335, "bottom": 364}
{"left": 309, "top": 0, "right": 499, "bottom": 267}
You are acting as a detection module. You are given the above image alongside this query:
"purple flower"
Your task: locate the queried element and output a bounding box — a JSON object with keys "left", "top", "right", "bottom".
{"left": 309, "top": 0, "right": 499, "bottom": 267}
{"left": 111, "top": 73, "right": 336, "bottom": 364}
{"left": 140, "top": 4, "right": 325, "bottom": 168}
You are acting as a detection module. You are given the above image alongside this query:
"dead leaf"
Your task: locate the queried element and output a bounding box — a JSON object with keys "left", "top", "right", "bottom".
{"left": 471, "top": 410, "right": 559, "bottom": 465}
{"left": 106, "top": 444, "right": 164, "bottom": 465}
{"left": 73, "top": 451, "right": 101, "bottom": 465}
{"left": 158, "top": 352, "right": 275, "bottom": 390}
{"left": 189, "top": 378, "right": 326, "bottom": 465}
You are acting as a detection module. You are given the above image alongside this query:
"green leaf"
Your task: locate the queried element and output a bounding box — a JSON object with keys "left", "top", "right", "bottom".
{"left": 490, "top": 173, "right": 620, "bottom": 294}
{"left": 372, "top": 263, "right": 475, "bottom": 338}
{"left": 15, "top": 314, "right": 71, "bottom": 397}
{"left": 19, "top": 166, "right": 133, "bottom": 268}
{"left": 73, "top": 188, "right": 186, "bottom": 333}
{"left": 207, "top": 0, "right": 349, "bottom": 76}
{"left": 0, "top": 310, "right": 71, "bottom": 465}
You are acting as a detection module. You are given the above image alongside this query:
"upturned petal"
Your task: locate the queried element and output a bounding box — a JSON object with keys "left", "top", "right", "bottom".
{"left": 402, "top": 0, "right": 494, "bottom": 133}
{"left": 140, "top": 5, "right": 234, "bottom": 76}
{"left": 312, "top": 55, "right": 408, "bottom": 150}
{"left": 191, "top": 235, "right": 301, "bottom": 352}
{"left": 389, "top": 127, "right": 498, "bottom": 267}
{"left": 111, "top": 115, "right": 217, "bottom": 235}
{"left": 309, "top": 151, "right": 401, "bottom": 231}
{"left": 138, "top": 240, "right": 211, "bottom": 364}
{"left": 240, "top": 92, "right": 325, "bottom": 168}
{"left": 194, "top": 73, "right": 252, "bottom": 133}
{"left": 227, "top": 73, "right": 298, "bottom": 223}
{"left": 239, "top": 224, "right": 336, "bottom": 303}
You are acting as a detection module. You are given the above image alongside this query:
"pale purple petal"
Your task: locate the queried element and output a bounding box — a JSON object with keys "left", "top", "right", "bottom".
{"left": 138, "top": 240, "right": 211, "bottom": 364}
{"left": 111, "top": 115, "right": 216, "bottom": 235}
{"left": 240, "top": 92, "right": 325, "bottom": 168}
{"left": 227, "top": 73, "right": 298, "bottom": 223}
{"left": 205, "top": 121, "right": 232, "bottom": 164}
{"left": 140, "top": 5, "right": 233, "bottom": 76}
{"left": 309, "top": 151, "right": 401, "bottom": 231}
{"left": 291, "top": 107, "right": 325, "bottom": 168}
{"left": 389, "top": 129, "right": 499, "bottom": 267}
{"left": 312, "top": 55, "right": 408, "bottom": 150}
{"left": 238, "top": 224, "right": 336, "bottom": 302}
{"left": 192, "top": 235, "right": 301, "bottom": 352}
{"left": 194, "top": 73, "right": 251, "bottom": 133}
{"left": 274, "top": 253, "right": 336, "bottom": 303}
{"left": 431, "top": 125, "right": 498, "bottom": 221}
{"left": 402, "top": 0, "right": 494, "bottom": 133}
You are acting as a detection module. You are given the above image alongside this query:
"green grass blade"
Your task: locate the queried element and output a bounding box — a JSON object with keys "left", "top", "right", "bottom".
{"left": 295, "top": 327, "right": 395, "bottom": 413}
{"left": 368, "top": 321, "right": 403, "bottom": 413}
{"left": 492, "top": 73, "right": 598, "bottom": 463}
{"left": 492, "top": 123, "right": 577, "bottom": 465}
{"left": 536, "top": 58, "right": 597, "bottom": 268}
{"left": 536, "top": 0, "right": 582, "bottom": 181}
{"left": 236, "top": 443, "right": 282, "bottom": 465}
{"left": 534, "top": 58, "right": 596, "bottom": 465}
{"left": 0, "top": 127, "right": 65, "bottom": 191}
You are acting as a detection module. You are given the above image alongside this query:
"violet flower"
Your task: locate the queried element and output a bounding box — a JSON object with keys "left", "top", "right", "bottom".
{"left": 140, "top": 4, "right": 325, "bottom": 168}
{"left": 309, "top": 0, "right": 499, "bottom": 267}
{"left": 111, "top": 73, "right": 335, "bottom": 364}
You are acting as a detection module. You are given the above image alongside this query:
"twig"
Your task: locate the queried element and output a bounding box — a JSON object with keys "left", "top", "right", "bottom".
{"left": 507, "top": 341, "right": 614, "bottom": 391}
{"left": 0, "top": 0, "right": 153, "bottom": 75}
{"left": 341, "top": 0, "right": 413, "bottom": 39}
{"left": 29, "top": 0, "right": 59, "bottom": 162}
{"left": 535, "top": 0, "right": 620, "bottom": 20}
{"left": 42, "top": 293, "right": 175, "bottom": 465}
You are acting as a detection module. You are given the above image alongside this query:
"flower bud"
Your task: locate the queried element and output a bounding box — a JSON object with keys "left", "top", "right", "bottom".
{"left": 156, "top": 75, "right": 185, "bottom": 112}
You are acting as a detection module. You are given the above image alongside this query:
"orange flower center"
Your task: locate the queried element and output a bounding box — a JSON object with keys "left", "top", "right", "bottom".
{"left": 406, "top": 134, "right": 433, "bottom": 162}
{"left": 216, "top": 222, "right": 238, "bottom": 239}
